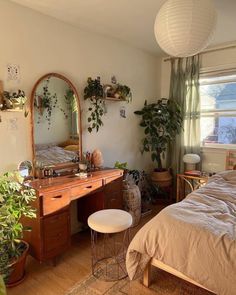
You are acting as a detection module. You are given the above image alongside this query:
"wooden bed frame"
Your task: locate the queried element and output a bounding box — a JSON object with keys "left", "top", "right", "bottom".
{"left": 143, "top": 258, "right": 214, "bottom": 293}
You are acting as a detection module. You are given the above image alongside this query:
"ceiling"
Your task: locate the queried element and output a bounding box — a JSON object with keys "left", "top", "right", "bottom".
{"left": 10, "top": 0, "right": 236, "bottom": 56}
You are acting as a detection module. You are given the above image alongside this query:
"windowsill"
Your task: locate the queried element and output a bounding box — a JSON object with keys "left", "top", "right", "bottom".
{"left": 201, "top": 144, "right": 236, "bottom": 153}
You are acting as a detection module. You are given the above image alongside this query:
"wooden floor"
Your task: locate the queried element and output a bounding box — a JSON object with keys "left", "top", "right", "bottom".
{"left": 7, "top": 205, "right": 165, "bottom": 295}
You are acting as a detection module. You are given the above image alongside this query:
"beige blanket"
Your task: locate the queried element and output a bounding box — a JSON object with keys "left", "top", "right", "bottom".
{"left": 126, "top": 171, "right": 236, "bottom": 295}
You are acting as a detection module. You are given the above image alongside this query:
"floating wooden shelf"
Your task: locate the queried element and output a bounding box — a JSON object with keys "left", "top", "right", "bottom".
{"left": 104, "top": 96, "right": 126, "bottom": 102}
{"left": 0, "top": 109, "right": 23, "bottom": 112}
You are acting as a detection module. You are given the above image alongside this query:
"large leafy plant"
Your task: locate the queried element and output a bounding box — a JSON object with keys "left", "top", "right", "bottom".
{"left": 134, "top": 99, "right": 183, "bottom": 170}
{"left": 0, "top": 172, "right": 36, "bottom": 282}
{"left": 84, "top": 77, "right": 105, "bottom": 133}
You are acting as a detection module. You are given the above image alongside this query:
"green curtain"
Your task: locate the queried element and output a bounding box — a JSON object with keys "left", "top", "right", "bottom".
{"left": 167, "top": 55, "right": 201, "bottom": 174}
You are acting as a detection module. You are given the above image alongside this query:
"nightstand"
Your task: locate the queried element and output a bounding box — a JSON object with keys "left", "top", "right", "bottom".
{"left": 176, "top": 173, "right": 209, "bottom": 202}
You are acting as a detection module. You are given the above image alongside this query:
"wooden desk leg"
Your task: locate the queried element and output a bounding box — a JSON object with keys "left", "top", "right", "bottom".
{"left": 143, "top": 262, "right": 151, "bottom": 287}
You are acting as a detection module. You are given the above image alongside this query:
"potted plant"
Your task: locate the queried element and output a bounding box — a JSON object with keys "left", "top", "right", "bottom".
{"left": 134, "top": 99, "right": 183, "bottom": 187}
{"left": 0, "top": 172, "right": 36, "bottom": 287}
{"left": 84, "top": 77, "right": 105, "bottom": 133}
{"left": 2, "top": 90, "right": 28, "bottom": 117}
{"left": 34, "top": 77, "right": 58, "bottom": 128}
{"left": 114, "top": 84, "right": 132, "bottom": 102}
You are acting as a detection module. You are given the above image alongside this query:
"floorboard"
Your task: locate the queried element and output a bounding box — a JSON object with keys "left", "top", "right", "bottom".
{"left": 7, "top": 205, "right": 165, "bottom": 295}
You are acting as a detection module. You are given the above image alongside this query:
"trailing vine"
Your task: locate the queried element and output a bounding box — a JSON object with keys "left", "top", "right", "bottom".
{"left": 34, "top": 78, "right": 58, "bottom": 128}
{"left": 84, "top": 76, "right": 132, "bottom": 133}
{"left": 34, "top": 77, "right": 72, "bottom": 129}
{"left": 84, "top": 77, "right": 105, "bottom": 133}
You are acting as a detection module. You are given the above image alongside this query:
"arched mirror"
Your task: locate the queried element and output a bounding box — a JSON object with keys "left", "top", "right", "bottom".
{"left": 31, "top": 73, "right": 82, "bottom": 176}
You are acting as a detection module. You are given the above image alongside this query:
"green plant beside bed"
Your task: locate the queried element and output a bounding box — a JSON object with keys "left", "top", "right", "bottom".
{"left": 134, "top": 99, "right": 183, "bottom": 170}
{"left": 0, "top": 172, "right": 36, "bottom": 284}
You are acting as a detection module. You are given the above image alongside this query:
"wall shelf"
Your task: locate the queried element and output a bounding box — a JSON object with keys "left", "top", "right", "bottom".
{"left": 104, "top": 96, "right": 126, "bottom": 102}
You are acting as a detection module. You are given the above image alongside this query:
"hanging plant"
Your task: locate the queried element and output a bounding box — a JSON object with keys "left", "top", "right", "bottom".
{"left": 34, "top": 78, "right": 58, "bottom": 128}
{"left": 84, "top": 77, "right": 105, "bottom": 133}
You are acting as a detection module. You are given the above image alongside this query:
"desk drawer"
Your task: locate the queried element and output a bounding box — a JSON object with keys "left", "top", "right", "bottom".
{"left": 42, "top": 190, "right": 70, "bottom": 216}
{"left": 71, "top": 179, "right": 103, "bottom": 200}
{"left": 43, "top": 211, "right": 70, "bottom": 258}
{"left": 104, "top": 175, "right": 123, "bottom": 185}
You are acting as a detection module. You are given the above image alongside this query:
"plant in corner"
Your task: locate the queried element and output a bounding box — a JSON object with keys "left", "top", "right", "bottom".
{"left": 84, "top": 77, "right": 105, "bottom": 133}
{"left": 134, "top": 99, "right": 183, "bottom": 187}
{"left": 0, "top": 172, "right": 36, "bottom": 287}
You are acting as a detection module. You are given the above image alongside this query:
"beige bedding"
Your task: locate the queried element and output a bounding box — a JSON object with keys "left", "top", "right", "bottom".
{"left": 126, "top": 170, "right": 236, "bottom": 295}
{"left": 35, "top": 145, "right": 77, "bottom": 166}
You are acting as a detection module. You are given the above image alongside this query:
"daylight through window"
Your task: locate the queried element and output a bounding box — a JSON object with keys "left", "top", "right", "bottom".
{"left": 200, "top": 69, "right": 236, "bottom": 147}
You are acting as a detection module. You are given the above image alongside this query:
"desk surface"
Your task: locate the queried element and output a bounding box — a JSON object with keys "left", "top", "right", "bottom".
{"left": 29, "top": 168, "right": 123, "bottom": 193}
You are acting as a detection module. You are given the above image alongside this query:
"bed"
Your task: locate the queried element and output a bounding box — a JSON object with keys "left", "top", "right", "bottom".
{"left": 35, "top": 144, "right": 78, "bottom": 166}
{"left": 126, "top": 170, "right": 236, "bottom": 295}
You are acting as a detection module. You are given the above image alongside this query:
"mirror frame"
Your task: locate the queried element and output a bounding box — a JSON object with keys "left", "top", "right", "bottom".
{"left": 30, "top": 72, "right": 82, "bottom": 170}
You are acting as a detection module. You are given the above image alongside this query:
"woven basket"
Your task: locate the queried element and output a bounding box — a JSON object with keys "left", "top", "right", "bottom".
{"left": 123, "top": 184, "right": 141, "bottom": 227}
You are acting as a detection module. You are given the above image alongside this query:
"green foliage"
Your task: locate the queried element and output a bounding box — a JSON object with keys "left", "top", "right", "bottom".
{"left": 0, "top": 172, "right": 36, "bottom": 282}
{"left": 134, "top": 99, "right": 183, "bottom": 169}
{"left": 1, "top": 90, "right": 28, "bottom": 117}
{"left": 84, "top": 77, "right": 105, "bottom": 133}
{"left": 115, "top": 84, "right": 132, "bottom": 102}
{"left": 114, "top": 161, "right": 128, "bottom": 170}
{"left": 34, "top": 77, "right": 58, "bottom": 129}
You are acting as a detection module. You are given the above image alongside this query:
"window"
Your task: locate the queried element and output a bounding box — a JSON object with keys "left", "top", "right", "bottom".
{"left": 200, "top": 70, "right": 236, "bottom": 147}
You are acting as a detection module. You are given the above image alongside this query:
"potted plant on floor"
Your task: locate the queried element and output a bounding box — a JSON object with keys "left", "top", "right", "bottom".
{"left": 134, "top": 99, "right": 183, "bottom": 187}
{"left": 0, "top": 172, "right": 36, "bottom": 287}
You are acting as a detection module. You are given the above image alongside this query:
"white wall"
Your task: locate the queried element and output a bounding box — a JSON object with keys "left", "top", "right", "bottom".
{"left": 0, "top": 0, "right": 161, "bottom": 174}
{"left": 160, "top": 46, "right": 236, "bottom": 173}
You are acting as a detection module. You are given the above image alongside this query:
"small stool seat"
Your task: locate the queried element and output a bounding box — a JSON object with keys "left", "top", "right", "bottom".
{"left": 88, "top": 209, "right": 132, "bottom": 281}
{"left": 88, "top": 209, "right": 132, "bottom": 234}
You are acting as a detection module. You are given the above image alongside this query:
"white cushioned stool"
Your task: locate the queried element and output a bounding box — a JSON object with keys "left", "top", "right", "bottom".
{"left": 88, "top": 209, "right": 132, "bottom": 281}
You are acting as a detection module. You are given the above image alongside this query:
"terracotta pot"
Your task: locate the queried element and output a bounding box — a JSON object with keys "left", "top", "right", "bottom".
{"left": 151, "top": 170, "right": 172, "bottom": 188}
{"left": 7, "top": 241, "right": 29, "bottom": 288}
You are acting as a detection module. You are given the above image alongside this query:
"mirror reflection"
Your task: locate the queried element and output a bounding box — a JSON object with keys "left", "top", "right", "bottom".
{"left": 18, "top": 160, "right": 33, "bottom": 178}
{"left": 33, "top": 74, "right": 81, "bottom": 170}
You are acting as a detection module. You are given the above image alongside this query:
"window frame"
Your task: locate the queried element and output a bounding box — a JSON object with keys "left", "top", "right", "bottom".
{"left": 199, "top": 66, "right": 236, "bottom": 149}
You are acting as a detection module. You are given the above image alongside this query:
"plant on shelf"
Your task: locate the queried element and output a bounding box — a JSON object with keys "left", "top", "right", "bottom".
{"left": 84, "top": 77, "right": 105, "bottom": 133}
{"left": 104, "top": 76, "right": 132, "bottom": 102}
{"left": 134, "top": 99, "right": 183, "bottom": 187}
{"left": 114, "top": 84, "right": 132, "bottom": 102}
{"left": 1, "top": 90, "right": 28, "bottom": 117}
{"left": 0, "top": 172, "right": 36, "bottom": 286}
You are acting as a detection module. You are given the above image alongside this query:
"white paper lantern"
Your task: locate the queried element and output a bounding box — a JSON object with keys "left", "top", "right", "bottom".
{"left": 154, "top": 0, "right": 217, "bottom": 57}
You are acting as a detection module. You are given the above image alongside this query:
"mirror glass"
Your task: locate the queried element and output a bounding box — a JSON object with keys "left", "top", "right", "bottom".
{"left": 18, "top": 160, "right": 33, "bottom": 178}
{"left": 32, "top": 74, "right": 81, "bottom": 170}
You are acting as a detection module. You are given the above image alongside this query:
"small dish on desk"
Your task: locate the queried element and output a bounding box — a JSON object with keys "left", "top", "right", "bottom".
{"left": 75, "top": 172, "right": 88, "bottom": 178}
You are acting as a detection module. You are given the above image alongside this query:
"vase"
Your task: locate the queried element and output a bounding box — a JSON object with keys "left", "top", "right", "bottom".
{"left": 92, "top": 149, "right": 103, "bottom": 168}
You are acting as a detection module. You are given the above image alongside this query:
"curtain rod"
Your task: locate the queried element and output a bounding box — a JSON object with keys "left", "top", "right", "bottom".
{"left": 163, "top": 43, "right": 236, "bottom": 62}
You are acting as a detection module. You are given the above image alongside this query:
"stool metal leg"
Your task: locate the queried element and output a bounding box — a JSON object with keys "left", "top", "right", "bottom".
{"left": 90, "top": 228, "right": 131, "bottom": 281}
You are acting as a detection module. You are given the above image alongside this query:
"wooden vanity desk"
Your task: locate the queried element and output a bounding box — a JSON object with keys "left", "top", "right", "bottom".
{"left": 24, "top": 168, "right": 123, "bottom": 262}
